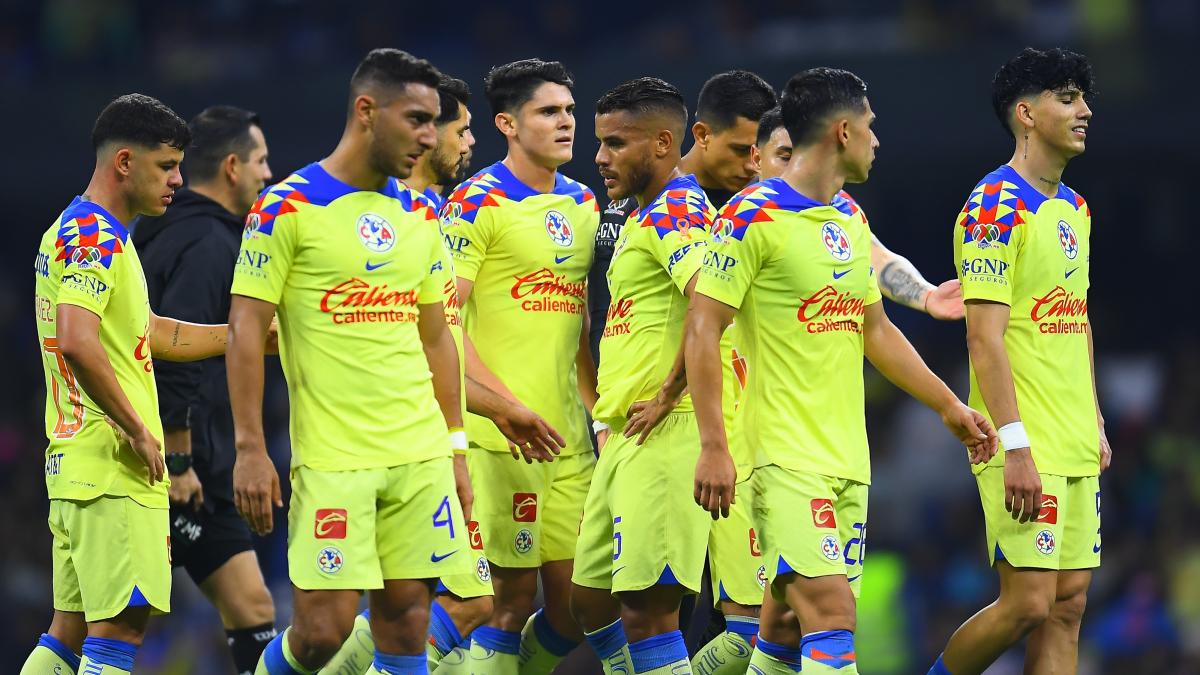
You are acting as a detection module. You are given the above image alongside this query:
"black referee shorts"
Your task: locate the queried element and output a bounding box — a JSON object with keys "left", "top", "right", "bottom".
{"left": 169, "top": 497, "right": 255, "bottom": 584}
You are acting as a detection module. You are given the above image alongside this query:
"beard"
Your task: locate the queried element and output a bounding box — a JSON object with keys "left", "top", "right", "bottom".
{"left": 431, "top": 151, "right": 461, "bottom": 187}
{"left": 621, "top": 156, "right": 656, "bottom": 200}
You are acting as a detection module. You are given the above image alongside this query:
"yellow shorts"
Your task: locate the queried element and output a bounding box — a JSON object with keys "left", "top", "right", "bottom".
{"left": 572, "top": 413, "right": 711, "bottom": 594}
{"left": 437, "top": 519, "right": 494, "bottom": 599}
{"left": 708, "top": 476, "right": 766, "bottom": 607}
{"left": 287, "top": 457, "right": 472, "bottom": 590}
{"left": 977, "top": 468, "right": 1101, "bottom": 570}
{"left": 752, "top": 466, "right": 868, "bottom": 599}
{"left": 469, "top": 449, "right": 595, "bottom": 568}
{"left": 50, "top": 496, "right": 171, "bottom": 621}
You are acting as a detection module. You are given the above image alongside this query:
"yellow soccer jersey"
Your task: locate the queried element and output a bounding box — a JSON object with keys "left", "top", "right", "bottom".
{"left": 233, "top": 163, "right": 451, "bottom": 471}
{"left": 955, "top": 164, "right": 1098, "bottom": 476}
{"left": 594, "top": 174, "right": 715, "bottom": 424}
{"left": 34, "top": 197, "right": 167, "bottom": 507}
{"left": 418, "top": 188, "right": 467, "bottom": 417}
{"left": 697, "top": 181, "right": 881, "bottom": 485}
{"left": 442, "top": 161, "right": 599, "bottom": 454}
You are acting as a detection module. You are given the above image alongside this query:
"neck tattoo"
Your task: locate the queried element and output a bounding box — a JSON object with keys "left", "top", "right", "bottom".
{"left": 1038, "top": 176, "right": 1059, "bottom": 187}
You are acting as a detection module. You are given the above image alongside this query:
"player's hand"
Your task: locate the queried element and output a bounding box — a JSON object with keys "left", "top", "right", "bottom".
{"left": 108, "top": 417, "right": 166, "bottom": 486}
{"left": 495, "top": 401, "right": 565, "bottom": 463}
{"left": 624, "top": 388, "right": 682, "bottom": 446}
{"left": 453, "top": 454, "right": 474, "bottom": 523}
{"left": 694, "top": 446, "right": 736, "bottom": 520}
{"left": 234, "top": 449, "right": 282, "bottom": 535}
{"left": 924, "top": 279, "right": 964, "bottom": 321}
{"left": 264, "top": 317, "right": 280, "bottom": 355}
{"left": 939, "top": 403, "right": 997, "bottom": 463}
{"left": 168, "top": 467, "right": 204, "bottom": 509}
{"left": 1003, "top": 448, "right": 1042, "bottom": 523}
{"left": 1098, "top": 424, "right": 1112, "bottom": 473}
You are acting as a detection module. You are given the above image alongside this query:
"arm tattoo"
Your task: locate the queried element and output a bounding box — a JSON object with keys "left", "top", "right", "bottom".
{"left": 171, "top": 321, "right": 182, "bottom": 347}
{"left": 878, "top": 259, "right": 932, "bottom": 311}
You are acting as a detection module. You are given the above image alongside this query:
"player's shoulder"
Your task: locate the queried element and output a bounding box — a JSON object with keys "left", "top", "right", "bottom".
{"left": 551, "top": 172, "right": 599, "bottom": 213}
{"left": 1056, "top": 182, "right": 1090, "bottom": 218}
{"left": 380, "top": 178, "right": 439, "bottom": 225}
{"left": 443, "top": 162, "right": 510, "bottom": 224}
{"left": 246, "top": 162, "right": 344, "bottom": 236}
{"left": 713, "top": 179, "right": 798, "bottom": 241}
{"left": 53, "top": 197, "right": 131, "bottom": 271}
{"left": 635, "top": 174, "right": 714, "bottom": 239}
{"left": 834, "top": 190, "right": 868, "bottom": 225}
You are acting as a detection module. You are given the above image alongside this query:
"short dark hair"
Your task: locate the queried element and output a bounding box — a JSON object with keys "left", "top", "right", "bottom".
{"left": 91, "top": 93, "right": 190, "bottom": 151}
{"left": 349, "top": 48, "right": 441, "bottom": 107}
{"left": 437, "top": 75, "right": 471, "bottom": 125}
{"left": 756, "top": 107, "right": 785, "bottom": 147}
{"left": 992, "top": 47, "right": 1094, "bottom": 138}
{"left": 484, "top": 58, "right": 574, "bottom": 115}
{"left": 780, "top": 67, "right": 868, "bottom": 147}
{"left": 595, "top": 77, "right": 687, "bottom": 131}
{"left": 185, "top": 106, "right": 262, "bottom": 183}
{"left": 695, "top": 70, "right": 777, "bottom": 132}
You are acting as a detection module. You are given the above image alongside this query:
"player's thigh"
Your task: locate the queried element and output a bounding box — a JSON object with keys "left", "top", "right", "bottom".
{"left": 1060, "top": 474, "right": 1101, "bottom": 570}
{"left": 708, "top": 479, "right": 767, "bottom": 608}
{"left": 977, "top": 469, "right": 1069, "bottom": 569}
{"left": 182, "top": 498, "right": 256, "bottom": 587}
{"left": 287, "top": 466, "right": 385, "bottom": 591}
{"left": 468, "top": 448, "right": 551, "bottom": 569}
{"left": 56, "top": 496, "right": 171, "bottom": 622}
{"left": 377, "top": 457, "right": 473, "bottom": 583}
{"left": 571, "top": 444, "right": 619, "bottom": 592}
{"left": 543, "top": 451, "right": 597, "bottom": 563}
{"left": 608, "top": 414, "right": 710, "bottom": 594}
{"left": 199, "top": 550, "right": 275, "bottom": 628}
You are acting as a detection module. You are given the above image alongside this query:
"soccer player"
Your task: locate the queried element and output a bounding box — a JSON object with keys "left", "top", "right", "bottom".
{"left": 441, "top": 58, "right": 600, "bottom": 675}
{"left": 25, "top": 93, "right": 242, "bottom": 675}
{"left": 133, "top": 105, "right": 277, "bottom": 675}
{"left": 685, "top": 68, "right": 997, "bottom": 675}
{"left": 227, "top": 49, "right": 474, "bottom": 675}
{"left": 928, "top": 47, "right": 1106, "bottom": 675}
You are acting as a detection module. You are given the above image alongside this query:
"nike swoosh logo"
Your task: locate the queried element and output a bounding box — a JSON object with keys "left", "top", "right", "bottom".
{"left": 555, "top": 254, "right": 574, "bottom": 264}
{"left": 430, "top": 550, "right": 457, "bottom": 563}
{"left": 1093, "top": 543, "right": 1102, "bottom": 553}
{"left": 612, "top": 566, "right": 625, "bottom": 576}
{"left": 1065, "top": 267, "right": 1079, "bottom": 279}
{"left": 833, "top": 269, "right": 851, "bottom": 279}
{"left": 846, "top": 574, "right": 862, "bottom": 583}
{"left": 365, "top": 260, "right": 393, "bottom": 271}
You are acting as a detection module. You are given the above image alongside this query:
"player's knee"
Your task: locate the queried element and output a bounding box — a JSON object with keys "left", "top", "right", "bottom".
{"left": 290, "top": 615, "right": 354, "bottom": 665}
{"left": 1005, "top": 592, "right": 1054, "bottom": 634}
{"left": 461, "top": 594, "right": 494, "bottom": 628}
{"left": 220, "top": 584, "right": 276, "bottom": 627}
{"left": 1049, "top": 590, "right": 1087, "bottom": 629}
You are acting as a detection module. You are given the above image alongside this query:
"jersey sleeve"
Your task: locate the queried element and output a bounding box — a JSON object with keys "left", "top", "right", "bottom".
{"left": 695, "top": 211, "right": 768, "bottom": 310}
{"left": 442, "top": 198, "right": 495, "bottom": 282}
{"left": 230, "top": 204, "right": 298, "bottom": 304}
{"left": 955, "top": 189, "right": 1022, "bottom": 306}
{"left": 55, "top": 220, "right": 126, "bottom": 317}
{"left": 648, "top": 197, "right": 714, "bottom": 294}
{"left": 864, "top": 220, "right": 883, "bottom": 306}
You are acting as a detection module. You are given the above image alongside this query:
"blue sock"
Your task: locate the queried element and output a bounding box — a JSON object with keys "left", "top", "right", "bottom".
{"left": 261, "top": 631, "right": 306, "bottom": 675}
{"left": 929, "top": 653, "right": 952, "bottom": 675}
{"left": 756, "top": 638, "right": 803, "bottom": 672}
{"left": 584, "top": 618, "right": 628, "bottom": 660}
{"left": 38, "top": 633, "right": 82, "bottom": 671}
{"left": 362, "top": 608, "right": 371, "bottom": 621}
{"left": 532, "top": 608, "right": 579, "bottom": 656}
{"left": 725, "top": 615, "right": 760, "bottom": 641}
{"left": 428, "top": 601, "right": 463, "bottom": 653}
{"left": 801, "top": 629, "right": 857, "bottom": 669}
{"left": 472, "top": 625, "right": 521, "bottom": 655}
{"left": 81, "top": 637, "right": 137, "bottom": 671}
{"left": 628, "top": 630, "right": 687, "bottom": 672}
{"left": 373, "top": 651, "right": 427, "bottom": 674}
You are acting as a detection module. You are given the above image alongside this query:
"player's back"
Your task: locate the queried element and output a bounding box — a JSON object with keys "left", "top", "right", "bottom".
{"left": 233, "top": 162, "right": 450, "bottom": 471}
{"left": 443, "top": 161, "right": 599, "bottom": 454}
{"left": 34, "top": 197, "right": 166, "bottom": 506}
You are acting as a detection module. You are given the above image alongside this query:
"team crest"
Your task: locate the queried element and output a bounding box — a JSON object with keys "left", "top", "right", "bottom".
{"left": 1057, "top": 220, "right": 1079, "bottom": 260}
{"left": 820, "top": 535, "right": 842, "bottom": 561}
{"left": 545, "top": 210, "right": 574, "bottom": 247}
{"left": 515, "top": 528, "right": 534, "bottom": 554}
{"left": 357, "top": 213, "right": 395, "bottom": 253}
{"left": 1035, "top": 529, "right": 1056, "bottom": 556}
{"left": 316, "top": 546, "right": 344, "bottom": 574}
{"left": 821, "top": 222, "right": 852, "bottom": 262}
{"left": 70, "top": 246, "right": 102, "bottom": 269}
{"left": 243, "top": 212, "right": 261, "bottom": 241}
{"left": 712, "top": 217, "right": 734, "bottom": 243}
{"left": 440, "top": 201, "right": 462, "bottom": 228}
{"left": 477, "top": 557, "right": 492, "bottom": 582}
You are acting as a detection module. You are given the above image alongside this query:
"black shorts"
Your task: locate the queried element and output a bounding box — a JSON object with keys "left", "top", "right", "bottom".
{"left": 170, "top": 497, "right": 255, "bottom": 584}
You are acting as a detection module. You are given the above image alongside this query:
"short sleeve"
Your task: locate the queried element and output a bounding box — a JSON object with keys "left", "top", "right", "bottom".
{"left": 56, "top": 225, "right": 125, "bottom": 317}
{"left": 647, "top": 199, "right": 713, "bottom": 294}
{"left": 864, "top": 222, "right": 883, "bottom": 306}
{"left": 230, "top": 206, "right": 297, "bottom": 304}
{"left": 956, "top": 204, "right": 1021, "bottom": 306}
{"left": 441, "top": 199, "right": 495, "bottom": 282}
{"left": 695, "top": 214, "right": 767, "bottom": 310}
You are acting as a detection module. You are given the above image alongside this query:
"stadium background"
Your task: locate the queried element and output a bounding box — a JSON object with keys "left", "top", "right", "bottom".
{"left": 1, "top": 1, "right": 1196, "bottom": 672}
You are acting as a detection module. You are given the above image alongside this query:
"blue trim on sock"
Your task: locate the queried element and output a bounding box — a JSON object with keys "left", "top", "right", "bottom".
{"left": 756, "top": 638, "right": 803, "bottom": 672}
{"left": 584, "top": 619, "right": 628, "bottom": 660}
{"left": 725, "top": 615, "right": 760, "bottom": 640}
{"left": 127, "top": 585, "right": 149, "bottom": 607}
{"left": 373, "top": 651, "right": 428, "bottom": 674}
{"left": 82, "top": 637, "right": 137, "bottom": 671}
{"left": 428, "top": 601, "right": 463, "bottom": 652}
{"left": 38, "top": 633, "right": 81, "bottom": 671}
{"left": 929, "top": 654, "right": 953, "bottom": 675}
{"left": 656, "top": 563, "right": 679, "bottom": 585}
{"left": 472, "top": 626, "right": 520, "bottom": 655}
{"left": 532, "top": 608, "right": 578, "bottom": 657}
{"left": 801, "top": 629, "right": 856, "bottom": 668}
{"left": 628, "top": 630, "right": 687, "bottom": 672}
{"left": 262, "top": 632, "right": 303, "bottom": 675}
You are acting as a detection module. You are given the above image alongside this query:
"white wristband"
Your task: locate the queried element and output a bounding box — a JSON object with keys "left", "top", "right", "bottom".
{"left": 449, "top": 429, "right": 468, "bottom": 453}
{"left": 592, "top": 420, "right": 610, "bottom": 434}
{"left": 998, "top": 422, "right": 1029, "bottom": 452}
